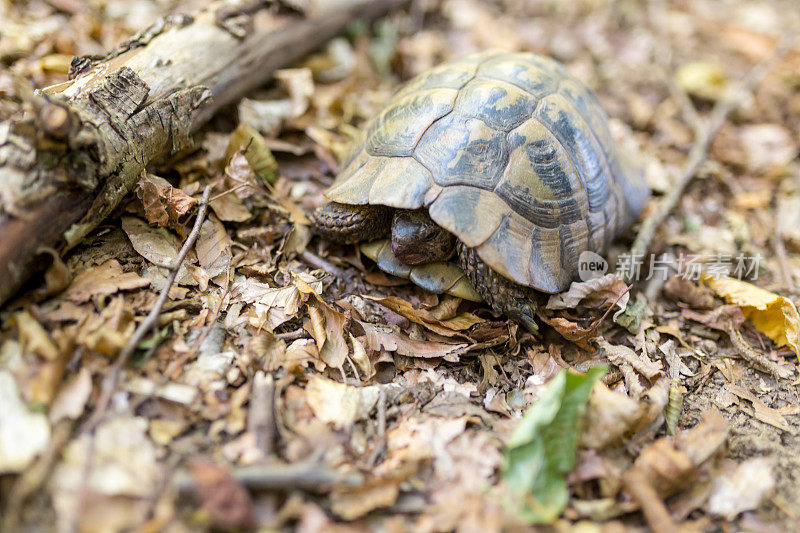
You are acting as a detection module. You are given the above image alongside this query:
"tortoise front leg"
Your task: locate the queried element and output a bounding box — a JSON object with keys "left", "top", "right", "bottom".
{"left": 310, "top": 202, "right": 392, "bottom": 244}
{"left": 457, "top": 243, "right": 540, "bottom": 333}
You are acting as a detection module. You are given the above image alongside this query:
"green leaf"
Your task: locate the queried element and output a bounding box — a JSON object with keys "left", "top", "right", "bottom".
{"left": 502, "top": 366, "right": 607, "bottom": 523}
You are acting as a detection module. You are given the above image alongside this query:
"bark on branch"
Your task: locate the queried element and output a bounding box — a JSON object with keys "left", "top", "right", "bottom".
{"left": 0, "top": 0, "right": 407, "bottom": 306}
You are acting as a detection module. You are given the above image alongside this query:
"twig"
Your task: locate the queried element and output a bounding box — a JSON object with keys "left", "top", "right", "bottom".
{"left": 88, "top": 186, "right": 212, "bottom": 426}
{"left": 726, "top": 322, "right": 794, "bottom": 380}
{"left": 69, "top": 186, "right": 211, "bottom": 531}
{"left": 174, "top": 459, "right": 363, "bottom": 494}
{"left": 628, "top": 36, "right": 794, "bottom": 270}
{"left": 276, "top": 328, "right": 309, "bottom": 341}
{"left": 248, "top": 371, "right": 277, "bottom": 457}
{"left": 300, "top": 250, "right": 346, "bottom": 278}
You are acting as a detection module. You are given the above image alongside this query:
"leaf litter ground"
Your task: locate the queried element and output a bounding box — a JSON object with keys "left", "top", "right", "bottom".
{"left": 2, "top": 0, "right": 800, "bottom": 531}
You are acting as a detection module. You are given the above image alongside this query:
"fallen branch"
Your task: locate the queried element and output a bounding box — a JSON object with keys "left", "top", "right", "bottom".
{"left": 628, "top": 35, "right": 794, "bottom": 268}
{"left": 0, "top": 0, "right": 408, "bottom": 306}
{"left": 175, "top": 458, "right": 364, "bottom": 494}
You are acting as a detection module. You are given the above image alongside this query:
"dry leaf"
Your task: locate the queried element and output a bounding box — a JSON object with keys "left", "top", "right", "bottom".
{"left": 367, "top": 295, "right": 482, "bottom": 337}
{"left": 305, "top": 375, "right": 381, "bottom": 429}
{"left": 14, "top": 310, "right": 60, "bottom": 360}
{"left": 359, "top": 321, "right": 467, "bottom": 362}
{"left": 187, "top": 458, "right": 255, "bottom": 531}
{"left": 49, "top": 368, "right": 92, "bottom": 423}
{"left": 121, "top": 217, "right": 195, "bottom": 285}
{"left": 546, "top": 274, "right": 630, "bottom": 315}
{"left": 135, "top": 174, "right": 197, "bottom": 228}
{"left": 196, "top": 216, "right": 230, "bottom": 279}
{"left": 0, "top": 371, "right": 50, "bottom": 474}
{"left": 62, "top": 259, "right": 150, "bottom": 303}
{"left": 707, "top": 457, "right": 776, "bottom": 520}
{"left": 705, "top": 276, "right": 800, "bottom": 360}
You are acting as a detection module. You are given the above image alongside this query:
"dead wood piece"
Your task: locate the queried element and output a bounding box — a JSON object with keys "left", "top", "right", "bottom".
{"left": 175, "top": 459, "right": 364, "bottom": 495}
{"left": 0, "top": 0, "right": 409, "bottom": 307}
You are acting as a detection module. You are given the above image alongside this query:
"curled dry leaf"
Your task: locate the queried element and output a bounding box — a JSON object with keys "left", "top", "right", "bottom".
{"left": 538, "top": 315, "right": 596, "bottom": 352}
{"left": 227, "top": 122, "right": 278, "bottom": 185}
{"left": 135, "top": 174, "right": 197, "bottom": 228}
{"left": 580, "top": 382, "right": 647, "bottom": 450}
{"left": 14, "top": 309, "right": 59, "bottom": 360}
{"left": 295, "top": 276, "right": 349, "bottom": 369}
{"left": 49, "top": 367, "right": 92, "bottom": 423}
{"left": 366, "top": 295, "right": 483, "bottom": 337}
{"left": 546, "top": 274, "right": 630, "bottom": 315}
{"left": 232, "top": 272, "right": 322, "bottom": 331}
{"left": 630, "top": 410, "right": 728, "bottom": 499}
{"left": 705, "top": 276, "right": 800, "bottom": 360}
{"left": 359, "top": 321, "right": 467, "bottom": 362}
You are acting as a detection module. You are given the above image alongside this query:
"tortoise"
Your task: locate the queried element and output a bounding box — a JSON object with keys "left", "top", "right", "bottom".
{"left": 311, "top": 50, "right": 649, "bottom": 332}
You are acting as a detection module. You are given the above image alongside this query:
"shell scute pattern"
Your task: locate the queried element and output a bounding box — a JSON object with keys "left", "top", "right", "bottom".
{"left": 415, "top": 114, "right": 508, "bottom": 190}
{"left": 325, "top": 51, "right": 648, "bottom": 292}
{"left": 366, "top": 88, "right": 458, "bottom": 157}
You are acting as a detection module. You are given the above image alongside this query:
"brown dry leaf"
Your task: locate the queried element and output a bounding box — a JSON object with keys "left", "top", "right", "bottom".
{"left": 596, "top": 338, "right": 662, "bottom": 380}
{"left": 295, "top": 276, "right": 349, "bottom": 369}
{"left": 580, "top": 382, "right": 647, "bottom": 450}
{"left": 121, "top": 217, "right": 195, "bottom": 285}
{"left": 546, "top": 274, "right": 630, "bottom": 315}
{"left": 195, "top": 216, "right": 230, "bottom": 280}
{"left": 49, "top": 368, "right": 92, "bottom": 423}
{"left": 663, "top": 276, "right": 716, "bottom": 309}
{"left": 75, "top": 296, "right": 136, "bottom": 356}
{"left": 233, "top": 273, "right": 322, "bottom": 331}
{"left": 705, "top": 276, "right": 800, "bottom": 360}
{"left": 14, "top": 310, "right": 59, "bottom": 360}
{"left": 707, "top": 456, "right": 776, "bottom": 520}
{"left": 51, "top": 416, "right": 160, "bottom": 531}
{"left": 62, "top": 259, "right": 150, "bottom": 303}
{"left": 632, "top": 410, "right": 729, "bottom": 498}
{"left": 187, "top": 458, "right": 255, "bottom": 531}
{"left": 359, "top": 321, "right": 467, "bottom": 362}
{"left": 538, "top": 315, "right": 595, "bottom": 352}
{"left": 682, "top": 305, "right": 746, "bottom": 332}
{"left": 135, "top": 173, "right": 197, "bottom": 228}
{"left": 304, "top": 375, "right": 381, "bottom": 429}
{"left": 209, "top": 191, "right": 252, "bottom": 222}
{"left": 330, "top": 478, "right": 401, "bottom": 520}
{"left": 366, "top": 295, "right": 482, "bottom": 337}
{"left": 739, "top": 124, "right": 798, "bottom": 174}
{"left": 723, "top": 383, "right": 792, "bottom": 432}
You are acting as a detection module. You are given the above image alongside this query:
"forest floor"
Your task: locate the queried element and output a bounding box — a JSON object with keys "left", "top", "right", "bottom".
{"left": 2, "top": 0, "right": 800, "bottom": 531}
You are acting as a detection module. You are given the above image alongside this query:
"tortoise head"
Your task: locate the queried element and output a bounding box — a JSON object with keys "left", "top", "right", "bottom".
{"left": 391, "top": 209, "right": 456, "bottom": 265}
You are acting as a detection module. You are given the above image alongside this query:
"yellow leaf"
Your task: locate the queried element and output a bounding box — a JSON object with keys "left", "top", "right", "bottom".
{"left": 705, "top": 276, "right": 800, "bottom": 360}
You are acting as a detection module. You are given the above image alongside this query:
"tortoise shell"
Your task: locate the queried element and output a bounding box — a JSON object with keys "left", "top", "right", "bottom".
{"left": 325, "top": 50, "right": 649, "bottom": 293}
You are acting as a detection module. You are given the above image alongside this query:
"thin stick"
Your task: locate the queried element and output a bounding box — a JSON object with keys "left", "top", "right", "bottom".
{"left": 248, "top": 371, "right": 277, "bottom": 457}
{"left": 628, "top": 36, "right": 794, "bottom": 269}
{"left": 68, "top": 186, "right": 211, "bottom": 531}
